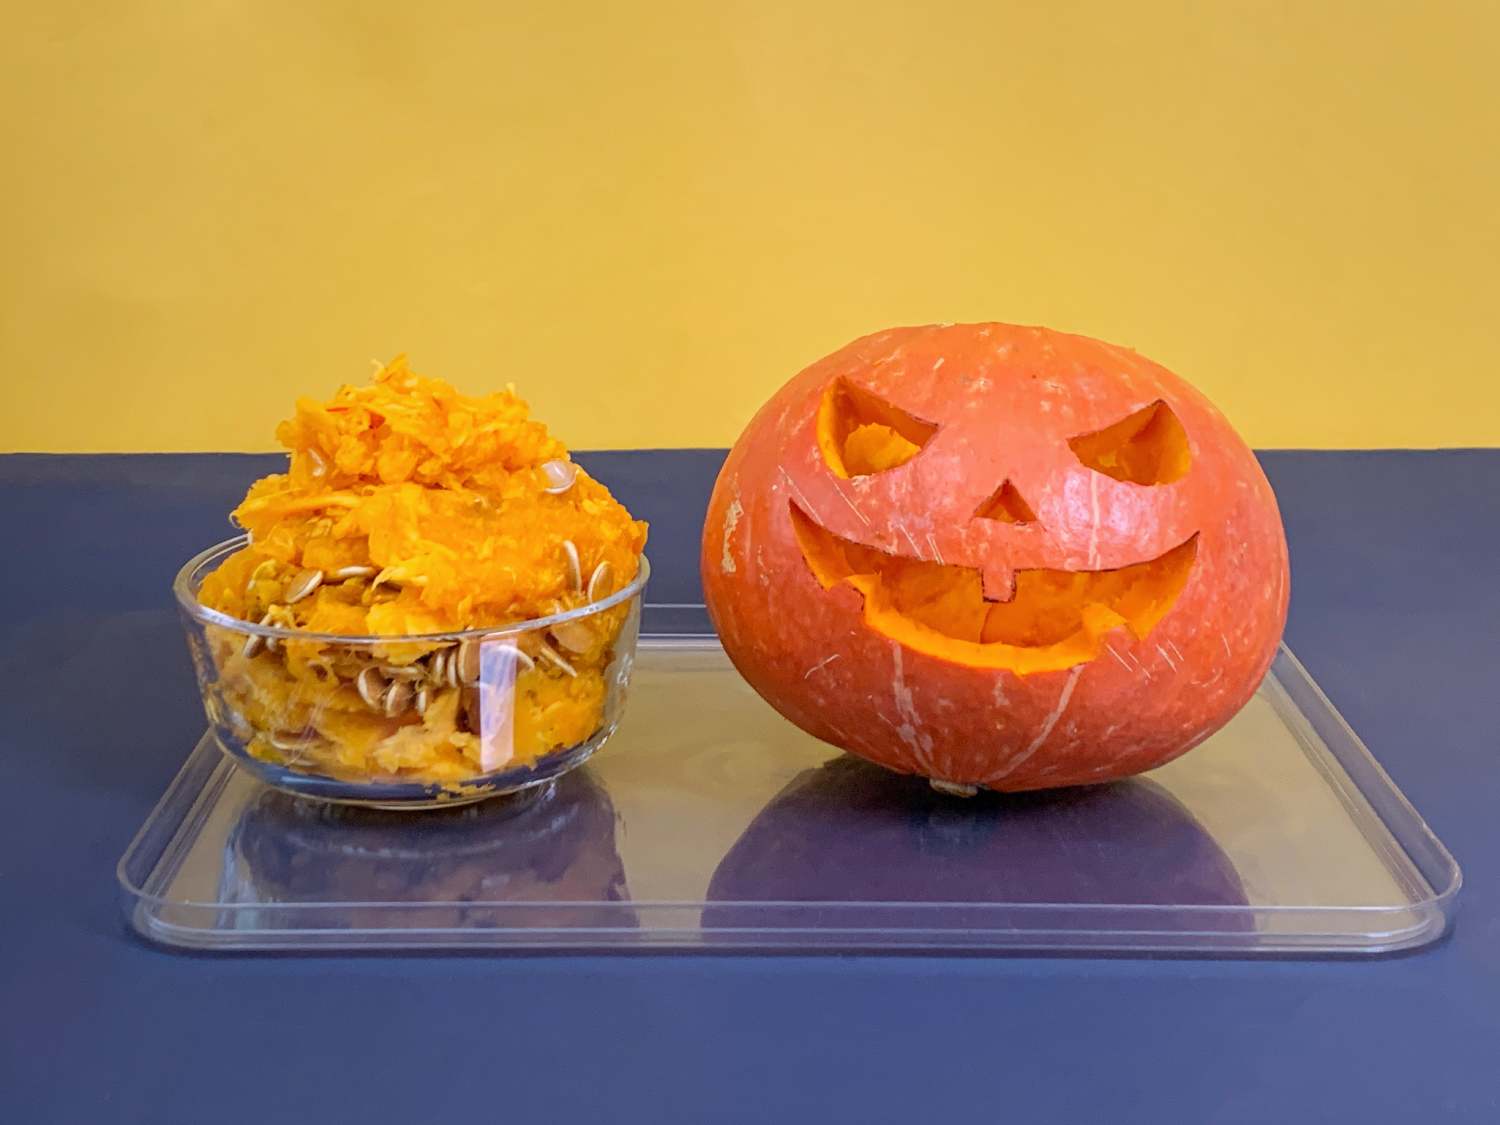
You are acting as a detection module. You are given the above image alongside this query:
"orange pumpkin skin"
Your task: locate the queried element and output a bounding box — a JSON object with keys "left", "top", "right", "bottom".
{"left": 701, "top": 323, "right": 1290, "bottom": 792}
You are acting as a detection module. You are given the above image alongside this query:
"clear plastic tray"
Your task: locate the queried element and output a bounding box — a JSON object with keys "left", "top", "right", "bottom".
{"left": 118, "top": 614, "right": 1461, "bottom": 955}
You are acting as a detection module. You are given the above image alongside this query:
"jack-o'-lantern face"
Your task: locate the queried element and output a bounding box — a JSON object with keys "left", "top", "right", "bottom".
{"left": 793, "top": 377, "right": 1200, "bottom": 674}
{"left": 702, "top": 323, "right": 1289, "bottom": 792}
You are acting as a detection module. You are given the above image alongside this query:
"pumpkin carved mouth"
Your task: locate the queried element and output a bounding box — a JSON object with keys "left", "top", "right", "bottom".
{"left": 790, "top": 502, "right": 1198, "bottom": 675}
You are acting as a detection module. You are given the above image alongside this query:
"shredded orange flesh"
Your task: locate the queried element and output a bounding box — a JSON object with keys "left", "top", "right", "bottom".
{"left": 842, "top": 423, "right": 921, "bottom": 475}
{"left": 201, "top": 357, "right": 646, "bottom": 634}
{"left": 195, "top": 358, "right": 647, "bottom": 784}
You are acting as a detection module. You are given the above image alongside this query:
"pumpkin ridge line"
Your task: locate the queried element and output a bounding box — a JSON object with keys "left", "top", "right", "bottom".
{"left": 985, "top": 665, "right": 1085, "bottom": 783}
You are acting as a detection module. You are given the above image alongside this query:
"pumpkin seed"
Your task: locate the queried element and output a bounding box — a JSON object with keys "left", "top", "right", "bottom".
{"left": 371, "top": 566, "right": 428, "bottom": 592}
{"left": 244, "top": 559, "right": 278, "bottom": 595}
{"left": 381, "top": 663, "right": 427, "bottom": 682}
{"left": 413, "top": 684, "right": 429, "bottom": 717}
{"left": 540, "top": 459, "right": 578, "bottom": 495}
{"left": 331, "top": 565, "right": 376, "bottom": 580}
{"left": 511, "top": 647, "right": 536, "bottom": 673}
{"left": 382, "top": 679, "right": 414, "bottom": 717}
{"left": 270, "top": 731, "right": 321, "bottom": 752}
{"left": 549, "top": 620, "right": 593, "bottom": 655}
{"left": 258, "top": 611, "right": 281, "bottom": 654}
{"left": 284, "top": 568, "right": 324, "bottom": 605}
{"left": 456, "top": 638, "right": 482, "bottom": 685}
{"left": 306, "top": 447, "right": 328, "bottom": 479}
{"left": 562, "top": 539, "right": 582, "bottom": 591}
{"left": 222, "top": 704, "right": 255, "bottom": 739}
{"left": 587, "top": 561, "right": 614, "bottom": 602}
{"left": 306, "top": 659, "right": 336, "bottom": 682}
{"left": 537, "top": 641, "right": 578, "bottom": 678}
{"left": 242, "top": 633, "right": 265, "bottom": 658}
{"left": 428, "top": 648, "right": 450, "bottom": 686}
{"left": 356, "top": 666, "right": 386, "bottom": 709}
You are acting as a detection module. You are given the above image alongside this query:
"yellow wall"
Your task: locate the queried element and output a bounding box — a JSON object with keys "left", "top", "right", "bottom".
{"left": 4, "top": 2, "right": 1497, "bottom": 452}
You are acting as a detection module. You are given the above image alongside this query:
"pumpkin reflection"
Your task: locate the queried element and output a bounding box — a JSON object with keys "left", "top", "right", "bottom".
{"left": 222, "top": 769, "right": 634, "bottom": 930}
{"left": 705, "top": 756, "right": 1247, "bottom": 931}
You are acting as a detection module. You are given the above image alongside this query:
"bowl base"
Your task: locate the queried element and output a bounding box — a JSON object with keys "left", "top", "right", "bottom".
{"left": 209, "top": 725, "right": 615, "bottom": 810}
{"left": 263, "top": 775, "right": 558, "bottom": 812}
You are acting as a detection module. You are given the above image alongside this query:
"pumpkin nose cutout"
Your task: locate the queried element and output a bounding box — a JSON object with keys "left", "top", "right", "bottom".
{"left": 973, "top": 479, "right": 1037, "bottom": 524}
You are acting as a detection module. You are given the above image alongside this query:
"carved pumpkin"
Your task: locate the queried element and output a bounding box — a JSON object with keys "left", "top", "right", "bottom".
{"left": 701, "top": 323, "right": 1289, "bottom": 792}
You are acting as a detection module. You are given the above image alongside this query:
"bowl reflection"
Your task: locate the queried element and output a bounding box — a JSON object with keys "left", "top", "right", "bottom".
{"left": 220, "top": 768, "right": 635, "bottom": 930}
{"left": 705, "top": 755, "right": 1248, "bottom": 932}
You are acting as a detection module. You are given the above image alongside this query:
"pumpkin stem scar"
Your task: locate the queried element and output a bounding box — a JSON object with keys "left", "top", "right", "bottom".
{"left": 788, "top": 501, "right": 1198, "bottom": 675}
{"left": 930, "top": 779, "right": 979, "bottom": 798}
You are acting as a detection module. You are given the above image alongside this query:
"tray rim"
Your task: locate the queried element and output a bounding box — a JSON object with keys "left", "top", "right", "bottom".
{"left": 118, "top": 630, "right": 1463, "bottom": 957}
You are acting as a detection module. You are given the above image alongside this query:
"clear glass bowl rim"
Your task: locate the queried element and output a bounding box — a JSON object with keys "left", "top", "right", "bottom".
{"left": 174, "top": 535, "right": 651, "bottom": 645}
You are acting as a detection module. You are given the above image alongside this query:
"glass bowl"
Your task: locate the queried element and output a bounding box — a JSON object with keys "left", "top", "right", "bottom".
{"left": 174, "top": 537, "right": 648, "bottom": 809}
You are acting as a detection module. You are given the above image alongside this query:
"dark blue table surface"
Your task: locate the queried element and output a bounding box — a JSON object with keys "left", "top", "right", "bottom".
{"left": 1, "top": 450, "right": 1497, "bottom": 1124}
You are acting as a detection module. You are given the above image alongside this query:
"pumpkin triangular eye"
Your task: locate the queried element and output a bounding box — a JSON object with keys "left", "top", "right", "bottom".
{"left": 1068, "top": 401, "right": 1191, "bottom": 485}
{"left": 817, "top": 378, "right": 938, "bottom": 478}
{"left": 973, "top": 480, "right": 1036, "bottom": 523}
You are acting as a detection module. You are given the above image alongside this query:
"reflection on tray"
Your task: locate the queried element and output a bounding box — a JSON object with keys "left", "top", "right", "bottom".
{"left": 220, "top": 769, "right": 635, "bottom": 930}
{"left": 705, "top": 756, "right": 1248, "bottom": 930}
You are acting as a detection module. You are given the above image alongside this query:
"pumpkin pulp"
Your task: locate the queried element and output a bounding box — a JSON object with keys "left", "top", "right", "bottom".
{"left": 790, "top": 502, "right": 1197, "bottom": 675}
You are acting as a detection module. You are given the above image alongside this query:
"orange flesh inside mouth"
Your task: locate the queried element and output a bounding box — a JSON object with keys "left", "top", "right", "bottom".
{"left": 790, "top": 503, "right": 1198, "bottom": 674}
